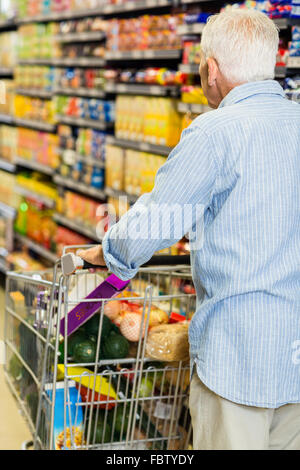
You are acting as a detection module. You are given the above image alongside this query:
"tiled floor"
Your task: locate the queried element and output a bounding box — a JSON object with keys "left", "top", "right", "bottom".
{"left": 0, "top": 284, "right": 32, "bottom": 450}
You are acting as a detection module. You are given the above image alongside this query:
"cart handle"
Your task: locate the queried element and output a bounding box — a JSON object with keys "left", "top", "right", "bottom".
{"left": 61, "top": 252, "right": 190, "bottom": 276}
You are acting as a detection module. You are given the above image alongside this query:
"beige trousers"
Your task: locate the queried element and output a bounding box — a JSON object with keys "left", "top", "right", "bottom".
{"left": 189, "top": 373, "right": 300, "bottom": 450}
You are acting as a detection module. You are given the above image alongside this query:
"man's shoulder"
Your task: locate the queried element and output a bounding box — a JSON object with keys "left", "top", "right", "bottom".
{"left": 189, "top": 106, "right": 238, "bottom": 136}
{"left": 189, "top": 98, "right": 300, "bottom": 137}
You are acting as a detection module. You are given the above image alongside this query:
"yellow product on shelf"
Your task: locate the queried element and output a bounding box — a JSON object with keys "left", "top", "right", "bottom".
{"left": 140, "top": 153, "right": 166, "bottom": 194}
{"left": 181, "top": 86, "right": 208, "bottom": 105}
{"left": 0, "top": 80, "right": 14, "bottom": 117}
{"left": 0, "top": 125, "right": 16, "bottom": 161}
{"left": 115, "top": 96, "right": 181, "bottom": 147}
{"left": 14, "top": 94, "right": 56, "bottom": 124}
{"left": 0, "top": 170, "right": 20, "bottom": 208}
{"left": 124, "top": 149, "right": 142, "bottom": 196}
{"left": 16, "top": 173, "right": 58, "bottom": 202}
{"left": 105, "top": 144, "right": 125, "bottom": 191}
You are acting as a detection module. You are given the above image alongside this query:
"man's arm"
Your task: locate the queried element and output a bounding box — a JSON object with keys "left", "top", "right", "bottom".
{"left": 78, "top": 124, "right": 217, "bottom": 280}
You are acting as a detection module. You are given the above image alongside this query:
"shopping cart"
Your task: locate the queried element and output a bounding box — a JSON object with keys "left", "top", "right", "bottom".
{"left": 4, "top": 246, "right": 197, "bottom": 450}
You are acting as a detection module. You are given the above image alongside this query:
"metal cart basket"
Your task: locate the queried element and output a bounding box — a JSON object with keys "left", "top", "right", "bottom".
{"left": 4, "top": 245, "right": 196, "bottom": 450}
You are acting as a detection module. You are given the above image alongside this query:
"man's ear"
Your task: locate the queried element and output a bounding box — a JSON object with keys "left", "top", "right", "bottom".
{"left": 206, "top": 57, "right": 219, "bottom": 87}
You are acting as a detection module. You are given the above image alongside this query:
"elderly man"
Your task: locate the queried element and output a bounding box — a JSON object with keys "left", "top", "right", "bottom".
{"left": 78, "top": 10, "right": 300, "bottom": 450}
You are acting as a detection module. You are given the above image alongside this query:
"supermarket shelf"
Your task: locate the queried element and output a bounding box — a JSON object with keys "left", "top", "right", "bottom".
{"left": 105, "top": 49, "right": 182, "bottom": 61}
{"left": 58, "top": 149, "right": 105, "bottom": 168}
{"left": 53, "top": 213, "right": 99, "bottom": 241}
{"left": 178, "top": 102, "right": 211, "bottom": 114}
{"left": 0, "top": 256, "right": 9, "bottom": 274}
{"left": 18, "top": 58, "right": 57, "bottom": 66}
{"left": 53, "top": 57, "right": 106, "bottom": 67}
{"left": 179, "top": 63, "right": 199, "bottom": 74}
{"left": 54, "top": 31, "right": 106, "bottom": 43}
{"left": 275, "top": 66, "right": 286, "bottom": 78}
{"left": 14, "top": 157, "right": 56, "bottom": 176}
{"left": 180, "top": 62, "right": 290, "bottom": 79}
{"left": 0, "top": 159, "right": 16, "bottom": 173}
{"left": 54, "top": 87, "right": 106, "bottom": 98}
{"left": 287, "top": 56, "right": 300, "bottom": 69}
{"left": 102, "top": 0, "right": 173, "bottom": 14}
{"left": 56, "top": 115, "right": 114, "bottom": 131}
{"left": 0, "top": 18, "right": 17, "bottom": 31}
{"left": 18, "top": 57, "right": 106, "bottom": 67}
{"left": 0, "top": 201, "right": 16, "bottom": 218}
{"left": 104, "top": 82, "right": 179, "bottom": 96}
{"left": 106, "top": 135, "right": 172, "bottom": 156}
{"left": 177, "top": 23, "right": 205, "bottom": 35}
{"left": 273, "top": 17, "right": 300, "bottom": 29}
{"left": 15, "top": 88, "right": 53, "bottom": 99}
{"left": 17, "top": 1, "right": 173, "bottom": 24}
{"left": 53, "top": 174, "right": 107, "bottom": 200}
{"left": 14, "top": 118, "right": 56, "bottom": 133}
{"left": 0, "top": 67, "right": 14, "bottom": 76}
{"left": 0, "top": 114, "right": 15, "bottom": 125}
{"left": 14, "top": 185, "right": 56, "bottom": 209}
{"left": 14, "top": 233, "right": 58, "bottom": 264}
{"left": 105, "top": 187, "right": 139, "bottom": 205}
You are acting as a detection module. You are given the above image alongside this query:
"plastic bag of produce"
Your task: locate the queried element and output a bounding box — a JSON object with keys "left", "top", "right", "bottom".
{"left": 145, "top": 322, "right": 189, "bottom": 362}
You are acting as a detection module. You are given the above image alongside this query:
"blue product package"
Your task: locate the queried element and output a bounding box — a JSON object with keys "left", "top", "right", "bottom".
{"left": 45, "top": 382, "right": 84, "bottom": 450}
{"left": 91, "top": 167, "right": 105, "bottom": 189}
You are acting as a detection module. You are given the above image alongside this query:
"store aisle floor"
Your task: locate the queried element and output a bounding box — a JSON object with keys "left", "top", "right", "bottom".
{"left": 0, "top": 285, "right": 32, "bottom": 450}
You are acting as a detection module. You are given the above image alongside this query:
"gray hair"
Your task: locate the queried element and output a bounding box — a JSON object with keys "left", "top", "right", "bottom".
{"left": 200, "top": 9, "right": 279, "bottom": 84}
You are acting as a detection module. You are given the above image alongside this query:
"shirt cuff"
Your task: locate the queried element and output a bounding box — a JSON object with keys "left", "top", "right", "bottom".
{"left": 102, "top": 231, "right": 138, "bottom": 281}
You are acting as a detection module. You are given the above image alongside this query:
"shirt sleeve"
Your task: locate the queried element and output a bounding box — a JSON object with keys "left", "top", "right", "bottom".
{"left": 102, "top": 124, "right": 217, "bottom": 280}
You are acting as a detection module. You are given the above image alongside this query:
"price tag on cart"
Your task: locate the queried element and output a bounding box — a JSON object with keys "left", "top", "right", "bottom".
{"left": 153, "top": 401, "right": 173, "bottom": 420}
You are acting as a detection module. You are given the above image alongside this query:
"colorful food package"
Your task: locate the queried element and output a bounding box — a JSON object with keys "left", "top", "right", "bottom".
{"left": 145, "top": 322, "right": 190, "bottom": 362}
{"left": 45, "top": 381, "right": 84, "bottom": 450}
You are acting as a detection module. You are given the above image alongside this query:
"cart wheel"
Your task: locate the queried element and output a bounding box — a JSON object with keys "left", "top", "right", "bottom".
{"left": 21, "top": 440, "right": 33, "bottom": 450}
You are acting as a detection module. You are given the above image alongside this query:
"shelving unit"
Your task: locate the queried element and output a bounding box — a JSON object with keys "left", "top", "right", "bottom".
{"left": 14, "top": 185, "right": 56, "bottom": 209}
{"left": 54, "top": 31, "right": 106, "bottom": 43}
{"left": 14, "top": 118, "right": 56, "bottom": 133}
{"left": 53, "top": 174, "right": 106, "bottom": 200}
{"left": 54, "top": 87, "right": 106, "bottom": 98}
{"left": 106, "top": 136, "right": 173, "bottom": 156}
{"left": 14, "top": 233, "right": 58, "bottom": 263}
{"left": 105, "top": 82, "right": 179, "bottom": 97}
{"left": 177, "top": 102, "right": 211, "bottom": 114}
{"left": 56, "top": 115, "right": 113, "bottom": 131}
{"left": 105, "top": 49, "right": 182, "bottom": 60}
{"left": 0, "top": 159, "right": 16, "bottom": 173}
{"left": 53, "top": 213, "right": 99, "bottom": 241}
{"left": 15, "top": 88, "right": 53, "bottom": 99}
{"left": 0, "top": 1, "right": 298, "bottom": 270}
{"left": 14, "top": 157, "right": 56, "bottom": 176}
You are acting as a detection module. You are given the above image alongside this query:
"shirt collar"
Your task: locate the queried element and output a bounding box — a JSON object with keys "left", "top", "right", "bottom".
{"left": 219, "top": 80, "right": 285, "bottom": 108}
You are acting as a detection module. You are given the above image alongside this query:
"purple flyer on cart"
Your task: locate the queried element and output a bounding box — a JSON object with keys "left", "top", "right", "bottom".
{"left": 60, "top": 274, "right": 130, "bottom": 337}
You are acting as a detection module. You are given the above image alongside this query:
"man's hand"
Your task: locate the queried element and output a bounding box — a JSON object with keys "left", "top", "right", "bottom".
{"left": 77, "top": 245, "right": 107, "bottom": 270}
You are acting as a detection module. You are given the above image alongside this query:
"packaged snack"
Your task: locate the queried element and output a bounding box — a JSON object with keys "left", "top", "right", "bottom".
{"left": 145, "top": 322, "right": 190, "bottom": 362}
{"left": 45, "top": 382, "right": 84, "bottom": 450}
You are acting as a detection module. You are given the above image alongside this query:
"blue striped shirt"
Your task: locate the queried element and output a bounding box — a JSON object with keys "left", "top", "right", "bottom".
{"left": 102, "top": 80, "right": 300, "bottom": 408}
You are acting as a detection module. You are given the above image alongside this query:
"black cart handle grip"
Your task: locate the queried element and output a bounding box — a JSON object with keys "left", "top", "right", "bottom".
{"left": 83, "top": 254, "right": 191, "bottom": 271}
{"left": 61, "top": 252, "right": 190, "bottom": 276}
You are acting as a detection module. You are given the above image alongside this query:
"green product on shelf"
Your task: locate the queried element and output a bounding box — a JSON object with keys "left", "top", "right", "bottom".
{"left": 14, "top": 199, "right": 28, "bottom": 236}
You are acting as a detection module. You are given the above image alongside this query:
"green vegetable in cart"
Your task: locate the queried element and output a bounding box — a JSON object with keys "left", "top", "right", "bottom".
{"left": 84, "top": 313, "right": 113, "bottom": 338}
{"left": 102, "top": 332, "right": 129, "bottom": 360}
{"left": 110, "top": 404, "right": 130, "bottom": 437}
{"left": 8, "top": 355, "right": 22, "bottom": 381}
{"left": 89, "top": 418, "right": 112, "bottom": 444}
{"left": 138, "top": 377, "right": 154, "bottom": 398}
{"left": 58, "top": 330, "right": 87, "bottom": 362}
{"left": 73, "top": 339, "right": 97, "bottom": 364}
